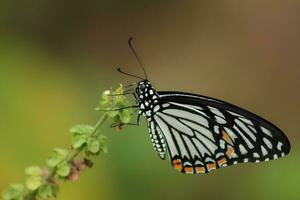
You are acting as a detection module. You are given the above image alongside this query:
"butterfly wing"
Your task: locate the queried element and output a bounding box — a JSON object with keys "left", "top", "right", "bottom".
{"left": 152, "top": 91, "right": 290, "bottom": 174}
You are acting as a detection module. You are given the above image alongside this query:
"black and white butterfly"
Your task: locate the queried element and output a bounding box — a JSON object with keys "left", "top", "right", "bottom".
{"left": 117, "top": 38, "right": 291, "bottom": 174}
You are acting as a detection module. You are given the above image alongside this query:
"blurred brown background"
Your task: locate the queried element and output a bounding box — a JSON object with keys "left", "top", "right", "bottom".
{"left": 0, "top": 1, "right": 299, "bottom": 200}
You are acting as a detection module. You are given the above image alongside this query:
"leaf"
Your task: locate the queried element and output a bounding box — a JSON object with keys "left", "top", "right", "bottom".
{"left": 46, "top": 148, "right": 68, "bottom": 168}
{"left": 115, "top": 84, "right": 126, "bottom": 103}
{"left": 25, "top": 166, "right": 42, "bottom": 176}
{"left": 25, "top": 176, "right": 42, "bottom": 191}
{"left": 119, "top": 109, "right": 132, "bottom": 124}
{"left": 37, "top": 184, "right": 54, "bottom": 199}
{"left": 2, "top": 184, "right": 24, "bottom": 200}
{"left": 98, "top": 90, "right": 113, "bottom": 110}
{"left": 72, "top": 133, "right": 88, "bottom": 149}
{"left": 56, "top": 162, "right": 71, "bottom": 177}
{"left": 100, "top": 143, "right": 108, "bottom": 154}
{"left": 87, "top": 138, "right": 100, "bottom": 154}
{"left": 106, "top": 110, "right": 119, "bottom": 118}
{"left": 70, "top": 124, "right": 94, "bottom": 135}
{"left": 98, "top": 134, "right": 107, "bottom": 142}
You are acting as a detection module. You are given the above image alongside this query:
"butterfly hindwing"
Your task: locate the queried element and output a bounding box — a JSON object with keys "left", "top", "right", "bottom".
{"left": 150, "top": 91, "right": 291, "bottom": 174}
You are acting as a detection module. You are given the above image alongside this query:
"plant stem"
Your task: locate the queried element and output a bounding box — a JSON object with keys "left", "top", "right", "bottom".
{"left": 46, "top": 113, "right": 108, "bottom": 180}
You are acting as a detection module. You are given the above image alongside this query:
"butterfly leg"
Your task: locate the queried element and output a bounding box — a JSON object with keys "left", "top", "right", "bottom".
{"left": 98, "top": 105, "right": 139, "bottom": 112}
{"left": 107, "top": 92, "right": 134, "bottom": 96}
{"left": 109, "top": 110, "right": 141, "bottom": 128}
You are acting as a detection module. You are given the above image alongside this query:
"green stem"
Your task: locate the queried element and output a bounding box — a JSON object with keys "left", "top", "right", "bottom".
{"left": 46, "top": 113, "right": 108, "bottom": 181}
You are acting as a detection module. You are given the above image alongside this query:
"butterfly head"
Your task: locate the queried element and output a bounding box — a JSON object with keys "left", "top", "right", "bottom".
{"left": 135, "top": 80, "right": 152, "bottom": 97}
{"left": 135, "top": 80, "right": 159, "bottom": 116}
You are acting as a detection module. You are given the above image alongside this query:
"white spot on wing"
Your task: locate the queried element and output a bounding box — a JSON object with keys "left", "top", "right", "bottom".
{"left": 220, "top": 140, "right": 225, "bottom": 149}
{"left": 214, "top": 125, "right": 219, "bottom": 134}
{"left": 162, "top": 103, "right": 170, "bottom": 108}
{"left": 277, "top": 142, "right": 283, "bottom": 151}
{"left": 208, "top": 106, "right": 225, "bottom": 119}
{"left": 216, "top": 153, "right": 224, "bottom": 158}
{"left": 261, "top": 127, "right": 273, "bottom": 137}
{"left": 263, "top": 137, "right": 273, "bottom": 149}
{"left": 228, "top": 111, "right": 244, "bottom": 118}
{"left": 232, "top": 153, "right": 238, "bottom": 158}
{"left": 239, "top": 117, "right": 254, "bottom": 126}
{"left": 261, "top": 146, "right": 268, "bottom": 156}
{"left": 195, "top": 160, "right": 204, "bottom": 165}
{"left": 239, "top": 144, "right": 247, "bottom": 155}
{"left": 153, "top": 105, "right": 160, "bottom": 113}
{"left": 216, "top": 116, "right": 226, "bottom": 124}
{"left": 253, "top": 152, "right": 260, "bottom": 158}
{"left": 205, "top": 157, "right": 214, "bottom": 162}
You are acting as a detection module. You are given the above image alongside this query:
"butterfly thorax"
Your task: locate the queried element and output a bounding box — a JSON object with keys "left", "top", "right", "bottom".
{"left": 135, "top": 80, "right": 161, "bottom": 118}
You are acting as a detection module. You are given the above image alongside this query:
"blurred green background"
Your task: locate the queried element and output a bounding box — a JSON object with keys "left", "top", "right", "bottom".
{"left": 1, "top": 1, "right": 299, "bottom": 199}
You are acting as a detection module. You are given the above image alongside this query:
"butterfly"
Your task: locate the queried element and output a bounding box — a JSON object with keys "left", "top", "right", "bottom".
{"left": 117, "top": 37, "right": 291, "bottom": 174}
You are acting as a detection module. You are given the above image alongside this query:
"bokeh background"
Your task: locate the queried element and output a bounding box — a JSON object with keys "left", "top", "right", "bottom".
{"left": 1, "top": 1, "right": 299, "bottom": 200}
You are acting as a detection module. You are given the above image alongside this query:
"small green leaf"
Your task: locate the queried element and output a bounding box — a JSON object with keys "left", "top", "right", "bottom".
{"left": 100, "top": 143, "right": 108, "bottom": 154}
{"left": 46, "top": 148, "right": 68, "bottom": 168}
{"left": 70, "top": 124, "right": 94, "bottom": 135}
{"left": 87, "top": 138, "right": 100, "bottom": 154}
{"left": 37, "top": 184, "right": 54, "bottom": 199}
{"left": 98, "top": 134, "right": 107, "bottom": 143}
{"left": 72, "top": 133, "right": 88, "bottom": 149}
{"left": 119, "top": 109, "right": 132, "bottom": 124}
{"left": 25, "top": 166, "right": 42, "bottom": 176}
{"left": 2, "top": 184, "right": 24, "bottom": 200}
{"left": 99, "top": 86, "right": 118, "bottom": 110}
{"left": 56, "top": 162, "right": 71, "bottom": 177}
{"left": 115, "top": 84, "right": 126, "bottom": 103}
{"left": 25, "top": 176, "right": 42, "bottom": 191}
{"left": 107, "top": 110, "right": 119, "bottom": 118}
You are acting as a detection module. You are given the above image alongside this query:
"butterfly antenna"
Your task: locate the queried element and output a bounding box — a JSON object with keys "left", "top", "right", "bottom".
{"left": 117, "top": 68, "right": 144, "bottom": 80}
{"left": 128, "top": 37, "right": 148, "bottom": 80}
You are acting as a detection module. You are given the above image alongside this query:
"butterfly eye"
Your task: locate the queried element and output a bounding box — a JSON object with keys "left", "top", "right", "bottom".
{"left": 140, "top": 84, "right": 146, "bottom": 90}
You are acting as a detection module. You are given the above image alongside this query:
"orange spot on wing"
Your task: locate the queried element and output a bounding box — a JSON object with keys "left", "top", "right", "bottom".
{"left": 222, "top": 130, "right": 233, "bottom": 145}
{"left": 217, "top": 157, "right": 227, "bottom": 166}
{"left": 184, "top": 166, "right": 194, "bottom": 174}
{"left": 195, "top": 167, "right": 206, "bottom": 174}
{"left": 207, "top": 163, "right": 217, "bottom": 171}
{"left": 226, "top": 146, "right": 235, "bottom": 158}
{"left": 172, "top": 159, "right": 183, "bottom": 171}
